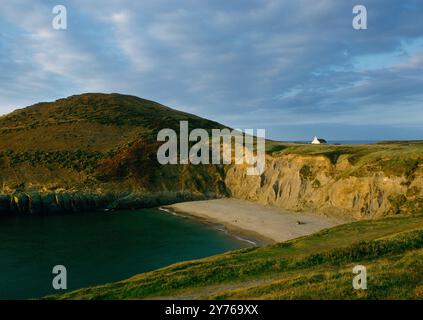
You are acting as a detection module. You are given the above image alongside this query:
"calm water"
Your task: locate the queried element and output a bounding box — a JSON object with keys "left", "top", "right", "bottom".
{"left": 0, "top": 208, "right": 250, "bottom": 299}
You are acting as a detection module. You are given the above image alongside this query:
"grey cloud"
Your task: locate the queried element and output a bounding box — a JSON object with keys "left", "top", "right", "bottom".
{"left": 0, "top": 0, "right": 423, "bottom": 139}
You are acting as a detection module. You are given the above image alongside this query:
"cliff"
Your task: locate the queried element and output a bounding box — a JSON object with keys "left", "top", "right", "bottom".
{"left": 226, "top": 142, "right": 423, "bottom": 219}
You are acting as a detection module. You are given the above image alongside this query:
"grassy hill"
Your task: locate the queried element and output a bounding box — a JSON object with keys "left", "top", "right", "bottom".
{"left": 48, "top": 213, "right": 423, "bottom": 300}
{"left": 0, "top": 93, "right": 224, "bottom": 152}
{"left": 0, "top": 93, "right": 229, "bottom": 211}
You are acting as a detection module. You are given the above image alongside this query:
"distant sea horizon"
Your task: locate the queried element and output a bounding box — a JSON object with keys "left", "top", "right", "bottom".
{"left": 288, "top": 140, "right": 378, "bottom": 145}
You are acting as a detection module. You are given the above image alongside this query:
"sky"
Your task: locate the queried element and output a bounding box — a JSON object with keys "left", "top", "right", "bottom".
{"left": 1, "top": 0, "right": 423, "bottom": 141}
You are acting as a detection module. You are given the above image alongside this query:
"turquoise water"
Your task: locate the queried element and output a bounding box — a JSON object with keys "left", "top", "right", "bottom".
{"left": 0, "top": 208, "right": 250, "bottom": 300}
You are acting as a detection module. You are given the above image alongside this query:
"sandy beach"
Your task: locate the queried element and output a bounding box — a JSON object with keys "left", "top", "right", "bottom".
{"left": 164, "top": 198, "right": 346, "bottom": 244}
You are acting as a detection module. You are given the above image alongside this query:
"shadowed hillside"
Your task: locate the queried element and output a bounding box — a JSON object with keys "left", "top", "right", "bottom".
{"left": 0, "top": 93, "right": 229, "bottom": 214}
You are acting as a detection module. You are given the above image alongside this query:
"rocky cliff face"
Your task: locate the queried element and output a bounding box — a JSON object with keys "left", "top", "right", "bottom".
{"left": 225, "top": 154, "right": 423, "bottom": 220}
{"left": 0, "top": 190, "right": 213, "bottom": 215}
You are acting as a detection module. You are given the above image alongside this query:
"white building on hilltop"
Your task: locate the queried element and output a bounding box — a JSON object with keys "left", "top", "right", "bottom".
{"left": 311, "top": 136, "right": 327, "bottom": 144}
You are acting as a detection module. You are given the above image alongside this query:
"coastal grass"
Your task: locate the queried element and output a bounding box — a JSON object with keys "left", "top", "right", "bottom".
{"left": 48, "top": 213, "right": 423, "bottom": 300}
{"left": 210, "top": 248, "right": 423, "bottom": 299}
{"left": 266, "top": 141, "right": 423, "bottom": 164}
{"left": 266, "top": 140, "right": 423, "bottom": 179}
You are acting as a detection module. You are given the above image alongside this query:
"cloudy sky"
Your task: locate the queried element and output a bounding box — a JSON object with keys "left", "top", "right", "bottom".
{"left": 1, "top": 0, "right": 423, "bottom": 140}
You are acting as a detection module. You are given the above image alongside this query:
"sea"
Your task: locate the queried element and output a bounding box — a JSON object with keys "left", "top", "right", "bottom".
{"left": 0, "top": 208, "right": 251, "bottom": 299}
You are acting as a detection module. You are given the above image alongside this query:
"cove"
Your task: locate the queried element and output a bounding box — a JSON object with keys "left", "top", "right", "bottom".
{"left": 0, "top": 208, "right": 251, "bottom": 299}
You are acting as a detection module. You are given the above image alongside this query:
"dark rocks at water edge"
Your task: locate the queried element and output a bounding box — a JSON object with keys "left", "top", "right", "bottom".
{"left": 0, "top": 191, "right": 212, "bottom": 215}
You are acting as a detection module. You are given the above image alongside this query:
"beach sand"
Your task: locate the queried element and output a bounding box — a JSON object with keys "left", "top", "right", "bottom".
{"left": 164, "top": 198, "right": 347, "bottom": 244}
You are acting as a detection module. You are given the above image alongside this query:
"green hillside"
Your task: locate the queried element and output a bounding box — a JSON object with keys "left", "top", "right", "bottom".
{"left": 0, "top": 93, "right": 224, "bottom": 152}
{"left": 0, "top": 93, "right": 229, "bottom": 213}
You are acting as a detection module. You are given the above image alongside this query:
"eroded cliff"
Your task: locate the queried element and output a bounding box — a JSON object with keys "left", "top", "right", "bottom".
{"left": 226, "top": 147, "right": 423, "bottom": 219}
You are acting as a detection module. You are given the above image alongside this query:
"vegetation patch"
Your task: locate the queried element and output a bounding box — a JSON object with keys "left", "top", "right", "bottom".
{"left": 2, "top": 150, "right": 105, "bottom": 172}
{"left": 378, "top": 158, "right": 420, "bottom": 178}
{"left": 299, "top": 165, "right": 315, "bottom": 181}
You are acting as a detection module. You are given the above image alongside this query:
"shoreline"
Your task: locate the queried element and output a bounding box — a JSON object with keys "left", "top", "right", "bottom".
{"left": 159, "top": 206, "right": 272, "bottom": 246}
{"left": 163, "top": 198, "right": 347, "bottom": 244}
